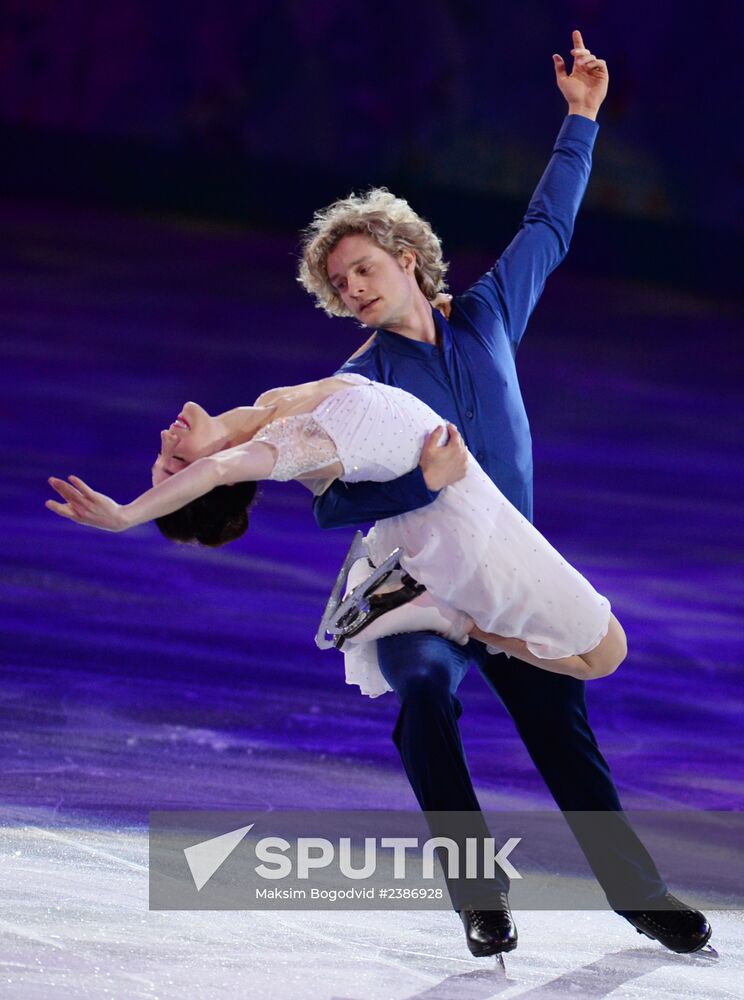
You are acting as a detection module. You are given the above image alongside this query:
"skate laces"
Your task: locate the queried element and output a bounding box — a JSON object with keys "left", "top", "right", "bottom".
{"left": 469, "top": 895, "right": 511, "bottom": 927}
{"left": 641, "top": 893, "right": 699, "bottom": 935}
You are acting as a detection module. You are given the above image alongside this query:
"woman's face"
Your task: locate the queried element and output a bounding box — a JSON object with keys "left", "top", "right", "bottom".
{"left": 151, "top": 401, "right": 222, "bottom": 484}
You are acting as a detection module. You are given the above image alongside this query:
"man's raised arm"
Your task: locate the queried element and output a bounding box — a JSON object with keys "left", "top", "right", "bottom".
{"left": 458, "top": 29, "right": 609, "bottom": 351}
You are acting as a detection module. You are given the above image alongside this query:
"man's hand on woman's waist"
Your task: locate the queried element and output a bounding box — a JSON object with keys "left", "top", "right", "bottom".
{"left": 420, "top": 424, "right": 469, "bottom": 492}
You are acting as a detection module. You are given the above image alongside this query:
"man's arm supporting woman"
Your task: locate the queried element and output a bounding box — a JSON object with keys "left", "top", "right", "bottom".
{"left": 312, "top": 423, "right": 469, "bottom": 529}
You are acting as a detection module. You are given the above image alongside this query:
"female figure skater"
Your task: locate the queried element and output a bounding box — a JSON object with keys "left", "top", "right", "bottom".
{"left": 46, "top": 373, "right": 627, "bottom": 689}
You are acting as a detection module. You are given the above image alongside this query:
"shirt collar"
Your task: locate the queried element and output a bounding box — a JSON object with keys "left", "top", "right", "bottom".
{"left": 375, "top": 305, "right": 448, "bottom": 358}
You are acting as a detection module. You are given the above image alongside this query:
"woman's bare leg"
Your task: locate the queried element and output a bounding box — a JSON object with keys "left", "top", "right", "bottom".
{"left": 469, "top": 613, "right": 627, "bottom": 680}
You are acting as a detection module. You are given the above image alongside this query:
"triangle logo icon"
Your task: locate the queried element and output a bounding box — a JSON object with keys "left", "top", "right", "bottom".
{"left": 183, "top": 823, "right": 254, "bottom": 891}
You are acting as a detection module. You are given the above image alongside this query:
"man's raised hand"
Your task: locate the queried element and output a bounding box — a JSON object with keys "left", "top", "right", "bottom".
{"left": 553, "top": 29, "right": 608, "bottom": 119}
{"left": 419, "top": 423, "right": 469, "bottom": 492}
{"left": 46, "top": 475, "right": 128, "bottom": 532}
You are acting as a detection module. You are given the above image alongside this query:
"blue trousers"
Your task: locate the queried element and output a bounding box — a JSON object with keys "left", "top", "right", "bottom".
{"left": 377, "top": 631, "right": 667, "bottom": 911}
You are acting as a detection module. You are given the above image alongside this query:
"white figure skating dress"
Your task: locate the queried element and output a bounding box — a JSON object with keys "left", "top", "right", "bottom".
{"left": 255, "top": 373, "right": 611, "bottom": 697}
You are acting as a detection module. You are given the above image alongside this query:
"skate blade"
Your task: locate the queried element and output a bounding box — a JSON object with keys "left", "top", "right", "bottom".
{"left": 315, "top": 530, "right": 369, "bottom": 649}
{"left": 635, "top": 926, "right": 719, "bottom": 959}
{"left": 326, "top": 547, "right": 405, "bottom": 637}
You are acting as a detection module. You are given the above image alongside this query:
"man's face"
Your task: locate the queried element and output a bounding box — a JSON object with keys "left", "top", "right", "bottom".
{"left": 326, "top": 234, "right": 416, "bottom": 328}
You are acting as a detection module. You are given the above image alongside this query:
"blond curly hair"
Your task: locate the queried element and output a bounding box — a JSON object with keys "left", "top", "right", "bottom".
{"left": 297, "top": 187, "right": 449, "bottom": 317}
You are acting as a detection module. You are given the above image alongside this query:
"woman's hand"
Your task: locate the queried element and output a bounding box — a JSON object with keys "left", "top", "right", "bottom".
{"left": 431, "top": 292, "right": 453, "bottom": 320}
{"left": 553, "top": 29, "right": 608, "bottom": 119}
{"left": 45, "top": 475, "right": 129, "bottom": 532}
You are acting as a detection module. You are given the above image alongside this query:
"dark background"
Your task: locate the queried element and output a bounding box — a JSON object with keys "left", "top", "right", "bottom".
{"left": 1, "top": 0, "right": 742, "bottom": 297}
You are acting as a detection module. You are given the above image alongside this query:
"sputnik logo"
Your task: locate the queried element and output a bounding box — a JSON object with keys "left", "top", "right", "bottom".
{"left": 184, "top": 823, "right": 254, "bottom": 891}
{"left": 182, "top": 822, "right": 522, "bottom": 889}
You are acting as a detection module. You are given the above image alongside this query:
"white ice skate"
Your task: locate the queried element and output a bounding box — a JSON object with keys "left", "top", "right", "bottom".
{"left": 315, "top": 531, "right": 473, "bottom": 651}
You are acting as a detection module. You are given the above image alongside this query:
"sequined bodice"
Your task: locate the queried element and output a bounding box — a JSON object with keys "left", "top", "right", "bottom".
{"left": 253, "top": 374, "right": 443, "bottom": 489}
{"left": 253, "top": 413, "right": 340, "bottom": 481}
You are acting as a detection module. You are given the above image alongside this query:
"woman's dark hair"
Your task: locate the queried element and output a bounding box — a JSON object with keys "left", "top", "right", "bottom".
{"left": 155, "top": 481, "right": 258, "bottom": 547}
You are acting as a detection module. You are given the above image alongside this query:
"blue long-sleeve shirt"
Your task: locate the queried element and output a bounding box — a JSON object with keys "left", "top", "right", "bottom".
{"left": 313, "top": 113, "right": 599, "bottom": 530}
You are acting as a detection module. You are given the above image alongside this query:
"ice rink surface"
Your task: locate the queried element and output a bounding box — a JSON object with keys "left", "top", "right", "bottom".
{"left": 1, "top": 816, "right": 741, "bottom": 999}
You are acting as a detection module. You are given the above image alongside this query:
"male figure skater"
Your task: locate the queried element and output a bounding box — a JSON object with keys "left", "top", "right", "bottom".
{"left": 298, "top": 31, "right": 711, "bottom": 958}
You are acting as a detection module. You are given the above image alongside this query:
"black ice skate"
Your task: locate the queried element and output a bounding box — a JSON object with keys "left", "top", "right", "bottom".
{"left": 616, "top": 892, "right": 717, "bottom": 956}
{"left": 460, "top": 893, "right": 518, "bottom": 968}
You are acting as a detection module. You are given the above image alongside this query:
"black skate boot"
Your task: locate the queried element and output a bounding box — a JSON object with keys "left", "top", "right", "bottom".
{"left": 460, "top": 892, "right": 518, "bottom": 965}
{"left": 616, "top": 892, "right": 715, "bottom": 955}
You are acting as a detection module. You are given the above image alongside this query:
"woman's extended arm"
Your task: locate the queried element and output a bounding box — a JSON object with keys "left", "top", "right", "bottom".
{"left": 46, "top": 441, "right": 277, "bottom": 532}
